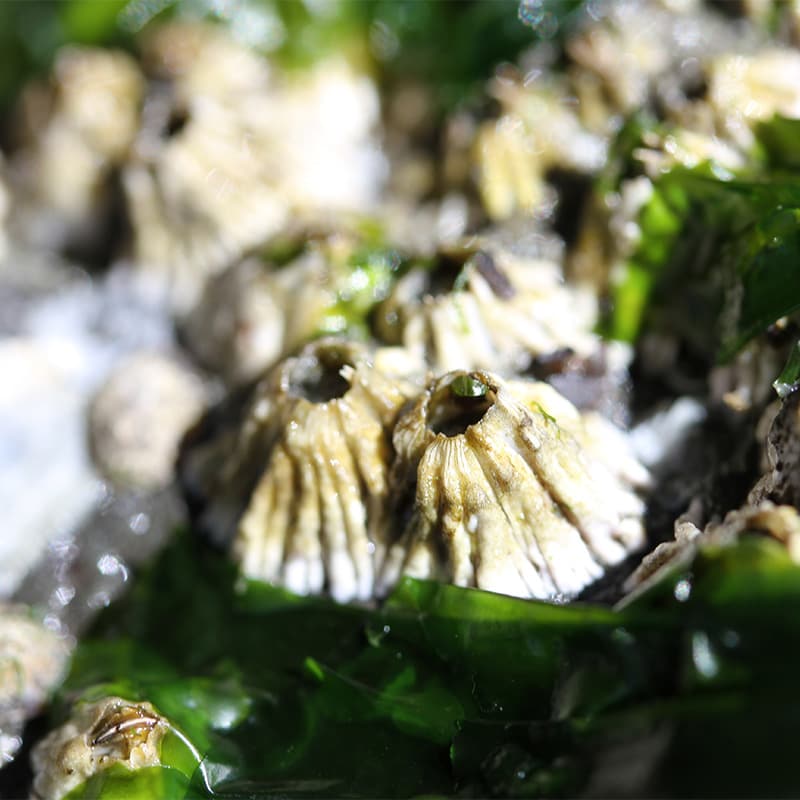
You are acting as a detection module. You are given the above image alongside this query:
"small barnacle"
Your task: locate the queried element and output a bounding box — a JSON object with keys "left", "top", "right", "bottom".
{"left": 124, "top": 22, "right": 384, "bottom": 312}
{"left": 9, "top": 47, "right": 144, "bottom": 255}
{"left": 88, "top": 352, "right": 207, "bottom": 490}
{"left": 0, "top": 605, "right": 70, "bottom": 768}
{"left": 708, "top": 49, "right": 800, "bottom": 150}
{"left": 624, "top": 502, "right": 800, "bottom": 599}
{"left": 182, "top": 231, "right": 401, "bottom": 385}
{"left": 378, "top": 370, "right": 648, "bottom": 600}
{"left": 31, "top": 697, "right": 168, "bottom": 800}
{"left": 474, "top": 73, "right": 606, "bottom": 219}
{"left": 374, "top": 240, "right": 599, "bottom": 375}
{"left": 182, "top": 338, "right": 419, "bottom": 603}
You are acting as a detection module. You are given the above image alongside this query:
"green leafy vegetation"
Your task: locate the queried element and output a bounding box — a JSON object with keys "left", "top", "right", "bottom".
{"left": 608, "top": 123, "right": 800, "bottom": 365}
{"left": 54, "top": 529, "right": 800, "bottom": 798}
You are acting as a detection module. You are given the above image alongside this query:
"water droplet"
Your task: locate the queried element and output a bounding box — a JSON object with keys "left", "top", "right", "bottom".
{"left": 691, "top": 631, "right": 719, "bottom": 679}
{"left": 674, "top": 578, "right": 692, "bottom": 602}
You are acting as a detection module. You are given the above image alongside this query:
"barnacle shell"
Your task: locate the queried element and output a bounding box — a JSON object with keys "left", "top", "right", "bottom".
{"left": 0, "top": 605, "right": 70, "bottom": 768}
{"left": 185, "top": 339, "right": 418, "bottom": 602}
{"left": 10, "top": 47, "right": 143, "bottom": 253}
{"left": 708, "top": 49, "right": 800, "bottom": 149}
{"left": 88, "top": 352, "right": 207, "bottom": 490}
{"left": 379, "top": 371, "right": 648, "bottom": 600}
{"left": 374, "top": 241, "right": 598, "bottom": 374}
{"left": 624, "top": 502, "right": 800, "bottom": 598}
{"left": 474, "top": 74, "right": 606, "bottom": 219}
{"left": 125, "top": 22, "right": 383, "bottom": 311}
{"left": 182, "top": 232, "right": 399, "bottom": 385}
{"left": 32, "top": 697, "right": 168, "bottom": 800}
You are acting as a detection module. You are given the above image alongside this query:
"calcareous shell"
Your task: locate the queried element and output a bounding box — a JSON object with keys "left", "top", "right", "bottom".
{"left": 379, "top": 370, "right": 648, "bottom": 600}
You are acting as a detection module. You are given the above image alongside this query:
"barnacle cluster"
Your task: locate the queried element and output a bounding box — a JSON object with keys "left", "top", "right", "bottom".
{"left": 13, "top": 0, "right": 800, "bottom": 794}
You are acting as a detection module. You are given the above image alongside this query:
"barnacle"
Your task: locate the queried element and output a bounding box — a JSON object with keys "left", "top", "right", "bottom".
{"left": 625, "top": 502, "right": 800, "bottom": 596}
{"left": 184, "top": 338, "right": 418, "bottom": 602}
{"left": 379, "top": 371, "right": 648, "bottom": 600}
{"left": 708, "top": 49, "right": 800, "bottom": 149}
{"left": 9, "top": 47, "right": 143, "bottom": 254}
{"left": 124, "top": 22, "right": 383, "bottom": 311}
{"left": 88, "top": 352, "right": 207, "bottom": 490}
{"left": 0, "top": 606, "right": 70, "bottom": 768}
{"left": 182, "top": 232, "right": 402, "bottom": 385}
{"left": 374, "top": 239, "right": 598, "bottom": 375}
{"left": 474, "top": 73, "right": 606, "bottom": 219}
{"left": 31, "top": 697, "right": 168, "bottom": 800}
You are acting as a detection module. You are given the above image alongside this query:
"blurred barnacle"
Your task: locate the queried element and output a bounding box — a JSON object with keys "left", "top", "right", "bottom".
{"left": 474, "top": 70, "right": 606, "bottom": 220}
{"left": 88, "top": 352, "right": 207, "bottom": 490}
{"left": 567, "top": 1, "right": 674, "bottom": 116}
{"left": 7, "top": 47, "right": 143, "bottom": 257}
{"left": 0, "top": 605, "right": 70, "bottom": 768}
{"left": 125, "top": 22, "right": 385, "bottom": 312}
{"left": 374, "top": 239, "right": 599, "bottom": 375}
{"left": 182, "top": 231, "right": 404, "bottom": 385}
{"left": 707, "top": 49, "right": 800, "bottom": 150}
{"left": 379, "top": 371, "right": 648, "bottom": 600}
{"left": 31, "top": 696, "right": 168, "bottom": 800}
{"left": 181, "top": 338, "right": 418, "bottom": 603}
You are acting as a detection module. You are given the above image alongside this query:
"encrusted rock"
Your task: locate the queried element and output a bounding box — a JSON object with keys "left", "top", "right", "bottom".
{"left": 31, "top": 697, "right": 168, "bottom": 800}
{"left": 374, "top": 240, "right": 598, "bottom": 375}
{"left": 379, "top": 370, "right": 648, "bottom": 600}
{"left": 624, "top": 501, "right": 800, "bottom": 598}
{"left": 0, "top": 605, "right": 70, "bottom": 768}
{"left": 89, "top": 352, "right": 207, "bottom": 490}
{"left": 750, "top": 388, "right": 800, "bottom": 507}
{"left": 183, "top": 339, "right": 418, "bottom": 602}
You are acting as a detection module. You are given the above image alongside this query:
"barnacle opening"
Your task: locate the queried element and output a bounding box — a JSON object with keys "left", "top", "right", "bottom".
{"left": 287, "top": 347, "right": 354, "bottom": 403}
{"left": 427, "top": 374, "right": 496, "bottom": 437}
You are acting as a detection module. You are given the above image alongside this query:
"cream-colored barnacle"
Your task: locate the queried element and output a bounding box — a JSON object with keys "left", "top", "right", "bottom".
{"left": 202, "top": 339, "right": 416, "bottom": 603}
{"left": 0, "top": 605, "right": 70, "bottom": 768}
{"left": 31, "top": 697, "right": 168, "bottom": 800}
{"left": 10, "top": 47, "right": 143, "bottom": 251}
{"left": 708, "top": 49, "right": 800, "bottom": 149}
{"left": 474, "top": 73, "right": 606, "bottom": 220}
{"left": 125, "top": 22, "right": 383, "bottom": 312}
{"left": 379, "top": 371, "right": 648, "bottom": 600}
{"left": 374, "top": 242, "right": 598, "bottom": 375}
{"left": 182, "top": 232, "right": 400, "bottom": 385}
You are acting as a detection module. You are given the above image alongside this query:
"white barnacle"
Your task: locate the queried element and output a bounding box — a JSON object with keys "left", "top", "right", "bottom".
{"left": 0, "top": 605, "right": 70, "bottom": 768}
{"left": 379, "top": 371, "right": 648, "bottom": 600}
{"left": 708, "top": 49, "right": 800, "bottom": 150}
{"left": 31, "top": 697, "right": 168, "bottom": 800}
{"left": 186, "top": 338, "right": 418, "bottom": 603}
{"left": 124, "top": 22, "right": 384, "bottom": 312}
{"left": 374, "top": 240, "right": 598, "bottom": 375}
{"left": 182, "top": 231, "right": 397, "bottom": 385}
{"left": 474, "top": 73, "right": 606, "bottom": 220}
{"left": 9, "top": 47, "right": 144, "bottom": 253}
